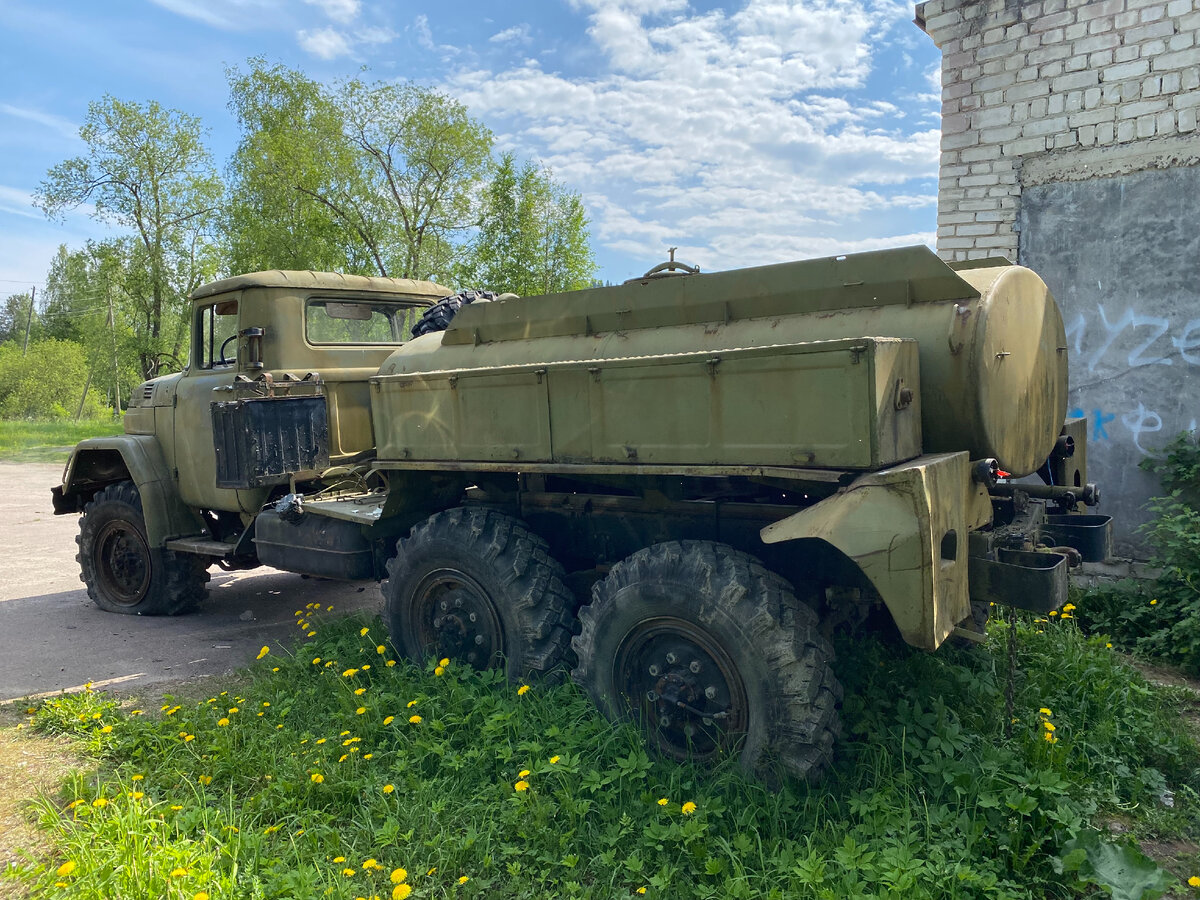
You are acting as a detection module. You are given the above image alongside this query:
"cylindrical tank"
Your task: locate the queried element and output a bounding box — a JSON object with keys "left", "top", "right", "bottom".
{"left": 378, "top": 251, "right": 1067, "bottom": 477}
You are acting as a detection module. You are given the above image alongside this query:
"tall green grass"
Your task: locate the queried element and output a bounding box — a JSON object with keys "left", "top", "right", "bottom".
{"left": 0, "top": 418, "right": 124, "bottom": 463}
{"left": 8, "top": 611, "right": 1200, "bottom": 899}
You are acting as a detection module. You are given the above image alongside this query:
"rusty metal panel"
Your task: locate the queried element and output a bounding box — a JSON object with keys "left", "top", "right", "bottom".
{"left": 211, "top": 395, "right": 330, "bottom": 489}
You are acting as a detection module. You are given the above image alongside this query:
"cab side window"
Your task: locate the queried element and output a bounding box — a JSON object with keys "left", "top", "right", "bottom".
{"left": 197, "top": 300, "right": 239, "bottom": 369}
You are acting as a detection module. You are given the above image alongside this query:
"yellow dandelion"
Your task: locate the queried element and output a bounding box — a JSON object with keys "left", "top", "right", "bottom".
{"left": 1151, "top": 598, "right": 1158, "bottom": 605}
{"left": 327, "top": 605, "right": 334, "bottom": 611}
{"left": 92, "top": 797, "right": 109, "bottom": 808}
{"left": 257, "top": 646, "right": 270, "bottom": 660}
{"left": 550, "top": 755, "right": 560, "bottom": 764}
{"left": 198, "top": 775, "right": 212, "bottom": 785}
{"left": 317, "top": 738, "right": 327, "bottom": 744}
{"left": 218, "top": 718, "right": 230, "bottom": 727}
{"left": 514, "top": 780, "right": 530, "bottom": 792}
{"left": 1043, "top": 721, "right": 1056, "bottom": 732}
{"left": 132, "top": 774, "right": 144, "bottom": 781}
{"left": 681, "top": 801, "right": 697, "bottom": 815}
{"left": 386, "top": 660, "right": 397, "bottom": 667}
{"left": 363, "top": 858, "right": 380, "bottom": 869}
{"left": 311, "top": 773, "right": 324, "bottom": 783}
{"left": 343, "top": 868, "right": 357, "bottom": 877}
{"left": 1062, "top": 603, "right": 1075, "bottom": 613}
{"left": 377, "top": 645, "right": 386, "bottom": 655}
{"left": 339, "top": 754, "right": 349, "bottom": 763}
{"left": 383, "top": 716, "right": 395, "bottom": 725}
{"left": 1044, "top": 732, "right": 1058, "bottom": 743}
{"left": 313, "top": 657, "right": 322, "bottom": 664}
{"left": 428, "top": 867, "right": 437, "bottom": 876}
{"left": 458, "top": 875, "right": 470, "bottom": 884}
{"left": 517, "top": 684, "right": 530, "bottom": 695}
{"left": 1048, "top": 610, "right": 1058, "bottom": 617}
{"left": 390, "top": 867, "right": 408, "bottom": 883}
{"left": 362, "top": 664, "right": 371, "bottom": 670}
{"left": 355, "top": 687, "right": 367, "bottom": 696}
{"left": 657, "top": 798, "right": 668, "bottom": 806}
{"left": 360, "top": 627, "right": 370, "bottom": 637}
{"left": 357, "top": 707, "right": 368, "bottom": 715}
{"left": 409, "top": 714, "right": 422, "bottom": 724}
{"left": 439, "top": 657, "right": 450, "bottom": 667}
{"left": 364, "top": 753, "right": 374, "bottom": 759}
{"left": 56, "top": 861, "right": 77, "bottom": 877}
{"left": 132, "top": 791, "right": 144, "bottom": 800}
{"left": 170, "top": 805, "right": 183, "bottom": 811}
{"left": 194, "top": 893, "right": 210, "bottom": 900}
{"left": 100, "top": 725, "right": 113, "bottom": 734}
{"left": 393, "top": 885, "right": 412, "bottom": 900}
{"left": 333, "top": 856, "right": 346, "bottom": 863}
{"left": 307, "top": 632, "right": 317, "bottom": 638}
{"left": 170, "top": 867, "right": 189, "bottom": 877}
{"left": 1039, "top": 708, "right": 1052, "bottom": 716}
{"left": 407, "top": 700, "right": 418, "bottom": 708}
{"left": 1189, "top": 876, "right": 1200, "bottom": 888}
{"left": 383, "top": 784, "right": 395, "bottom": 793}
{"left": 434, "top": 666, "right": 445, "bottom": 676}
{"left": 343, "top": 668, "right": 359, "bottom": 678}
{"left": 1107, "top": 642, "right": 1113, "bottom": 648}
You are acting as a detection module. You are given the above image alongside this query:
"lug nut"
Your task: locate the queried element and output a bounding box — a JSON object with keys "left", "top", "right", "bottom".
{"left": 433, "top": 616, "right": 443, "bottom": 628}
{"left": 474, "top": 634, "right": 485, "bottom": 645}
{"left": 689, "top": 660, "right": 701, "bottom": 674}
{"left": 666, "top": 652, "right": 677, "bottom": 664}
{"left": 468, "top": 612, "right": 477, "bottom": 623}
{"left": 440, "top": 601, "right": 449, "bottom": 611}
{"left": 646, "top": 691, "right": 658, "bottom": 702}
{"left": 648, "top": 664, "right": 660, "bottom": 676}
{"left": 659, "top": 715, "right": 671, "bottom": 727}
{"left": 704, "top": 686, "right": 717, "bottom": 700}
{"left": 467, "top": 652, "right": 476, "bottom": 663}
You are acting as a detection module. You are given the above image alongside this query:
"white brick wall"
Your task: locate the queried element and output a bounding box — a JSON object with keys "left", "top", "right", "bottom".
{"left": 918, "top": 0, "right": 1200, "bottom": 260}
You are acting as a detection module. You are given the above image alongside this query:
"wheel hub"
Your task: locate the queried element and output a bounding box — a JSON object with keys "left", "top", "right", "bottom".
{"left": 615, "top": 617, "right": 747, "bottom": 762}
{"left": 95, "top": 521, "right": 150, "bottom": 606}
{"left": 416, "top": 573, "right": 503, "bottom": 670}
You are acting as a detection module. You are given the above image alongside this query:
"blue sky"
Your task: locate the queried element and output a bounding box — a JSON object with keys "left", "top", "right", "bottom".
{"left": 0, "top": 0, "right": 941, "bottom": 295}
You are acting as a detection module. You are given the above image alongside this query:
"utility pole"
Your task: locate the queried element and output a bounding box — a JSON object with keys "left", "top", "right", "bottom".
{"left": 21, "top": 286, "right": 35, "bottom": 355}
{"left": 106, "top": 283, "right": 121, "bottom": 417}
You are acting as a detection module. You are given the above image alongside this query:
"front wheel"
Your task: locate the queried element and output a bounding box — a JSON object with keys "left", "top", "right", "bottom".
{"left": 572, "top": 541, "right": 842, "bottom": 783}
{"left": 384, "top": 507, "right": 577, "bottom": 681}
{"left": 78, "top": 481, "right": 209, "bottom": 615}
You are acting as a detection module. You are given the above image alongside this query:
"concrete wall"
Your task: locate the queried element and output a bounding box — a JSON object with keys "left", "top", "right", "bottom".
{"left": 917, "top": 0, "right": 1200, "bottom": 554}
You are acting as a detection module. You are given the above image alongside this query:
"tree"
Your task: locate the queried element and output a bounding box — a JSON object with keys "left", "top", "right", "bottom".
{"left": 469, "top": 153, "right": 596, "bottom": 295}
{"left": 0, "top": 293, "right": 37, "bottom": 346}
{"left": 225, "top": 60, "right": 493, "bottom": 282}
{"left": 35, "top": 96, "right": 223, "bottom": 380}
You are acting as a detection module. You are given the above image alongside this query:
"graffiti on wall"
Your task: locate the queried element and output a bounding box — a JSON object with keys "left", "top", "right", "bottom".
{"left": 1063, "top": 304, "right": 1199, "bottom": 458}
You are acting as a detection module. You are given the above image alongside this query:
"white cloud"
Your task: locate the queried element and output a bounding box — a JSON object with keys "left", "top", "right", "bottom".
{"left": 304, "top": 0, "right": 360, "bottom": 23}
{"left": 489, "top": 24, "right": 532, "bottom": 44}
{"left": 441, "top": 0, "right": 938, "bottom": 274}
{"left": 0, "top": 104, "right": 78, "bottom": 141}
{"left": 297, "top": 26, "right": 354, "bottom": 59}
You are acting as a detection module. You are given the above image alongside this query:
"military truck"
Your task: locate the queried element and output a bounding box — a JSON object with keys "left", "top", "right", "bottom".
{"left": 52, "top": 247, "right": 1111, "bottom": 781}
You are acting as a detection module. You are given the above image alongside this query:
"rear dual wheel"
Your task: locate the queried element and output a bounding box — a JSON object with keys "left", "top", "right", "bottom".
{"left": 573, "top": 541, "right": 843, "bottom": 783}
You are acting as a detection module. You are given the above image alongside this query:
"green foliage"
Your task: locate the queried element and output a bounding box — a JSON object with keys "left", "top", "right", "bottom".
{"left": 1076, "top": 433, "right": 1200, "bottom": 674}
{"left": 467, "top": 153, "right": 596, "bottom": 295}
{"left": 1053, "top": 829, "right": 1173, "bottom": 900}
{"left": 0, "top": 339, "right": 110, "bottom": 420}
{"left": 0, "top": 292, "right": 39, "bottom": 345}
{"left": 10, "top": 614, "right": 1198, "bottom": 899}
{"left": 35, "top": 96, "right": 223, "bottom": 380}
{"left": 225, "top": 60, "right": 494, "bottom": 282}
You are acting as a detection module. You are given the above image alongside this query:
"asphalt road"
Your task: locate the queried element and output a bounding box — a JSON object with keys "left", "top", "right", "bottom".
{"left": 0, "top": 462, "right": 383, "bottom": 702}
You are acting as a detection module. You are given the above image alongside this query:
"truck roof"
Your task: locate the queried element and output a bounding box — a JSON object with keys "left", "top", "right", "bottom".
{"left": 190, "top": 270, "right": 452, "bottom": 301}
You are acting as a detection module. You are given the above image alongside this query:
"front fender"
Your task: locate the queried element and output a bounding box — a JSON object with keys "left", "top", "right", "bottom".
{"left": 58, "top": 436, "right": 205, "bottom": 548}
{"left": 761, "top": 453, "right": 985, "bottom": 651}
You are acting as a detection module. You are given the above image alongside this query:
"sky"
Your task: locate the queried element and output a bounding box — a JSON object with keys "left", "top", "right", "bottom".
{"left": 0, "top": 0, "right": 942, "bottom": 296}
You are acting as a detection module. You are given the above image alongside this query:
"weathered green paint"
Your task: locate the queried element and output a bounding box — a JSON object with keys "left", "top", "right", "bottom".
{"left": 62, "top": 435, "right": 206, "bottom": 546}
{"left": 373, "top": 337, "right": 922, "bottom": 469}
{"left": 760, "top": 452, "right": 982, "bottom": 651}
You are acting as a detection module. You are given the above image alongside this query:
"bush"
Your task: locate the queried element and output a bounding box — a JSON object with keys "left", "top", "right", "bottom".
{"left": 1076, "top": 433, "right": 1200, "bottom": 674}
{"left": 0, "top": 339, "right": 109, "bottom": 419}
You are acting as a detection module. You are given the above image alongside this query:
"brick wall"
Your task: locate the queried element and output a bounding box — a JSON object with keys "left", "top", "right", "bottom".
{"left": 917, "top": 0, "right": 1200, "bottom": 261}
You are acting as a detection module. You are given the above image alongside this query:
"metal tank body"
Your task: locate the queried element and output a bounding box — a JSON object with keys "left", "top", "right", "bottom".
{"left": 372, "top": 246, "right": 1067, "bottom": 478}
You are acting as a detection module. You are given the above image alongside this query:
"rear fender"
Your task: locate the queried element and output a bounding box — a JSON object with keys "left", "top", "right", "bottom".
{"left": 761, "top": 452, "right": 983, "bottom": 650}
{"left": 57, "top": 436, "right": 205, "bottom": 548}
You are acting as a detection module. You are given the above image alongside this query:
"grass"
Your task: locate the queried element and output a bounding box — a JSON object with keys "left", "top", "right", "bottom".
{"left": 0, "top": 419, "right": 125, "bottom": 463}
{"left": 5, "top": 608, "right": 1200, "bottom": 900}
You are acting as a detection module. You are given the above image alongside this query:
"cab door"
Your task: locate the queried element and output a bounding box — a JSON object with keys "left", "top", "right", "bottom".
{"left": 173, "top": 294, "right": 250, "bottom": 513}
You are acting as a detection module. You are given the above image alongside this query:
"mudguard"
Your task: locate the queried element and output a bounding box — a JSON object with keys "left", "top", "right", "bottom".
{"left": 760, "top": 452, "right": 986, "bottom": 651}
{"left": 55, "top": 436, "right": 206, "bottom": 548}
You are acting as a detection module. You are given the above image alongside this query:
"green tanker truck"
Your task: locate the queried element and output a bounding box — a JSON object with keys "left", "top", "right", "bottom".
{"left": 51, "top": 245, "right": 1111, "bottom": 781}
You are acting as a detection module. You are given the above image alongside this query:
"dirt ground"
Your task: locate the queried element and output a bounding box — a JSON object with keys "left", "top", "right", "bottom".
{"left": 0, "top": 462, "right": 382, "bottom": 702}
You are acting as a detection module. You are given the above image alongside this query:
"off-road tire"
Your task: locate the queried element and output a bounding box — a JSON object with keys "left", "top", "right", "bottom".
{"left": 410, "top": 289, "right": 496, "bottom": 338}
{"left": 384, "top": 507, "right": 577, "bottom": 681}
{"left": 572, "top": 541, "right": 842, "bottom": 783}
{"left": 78, "top": 481, "right": 209, "bottom": 615}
